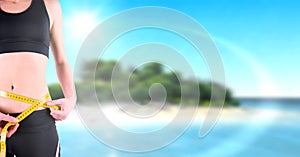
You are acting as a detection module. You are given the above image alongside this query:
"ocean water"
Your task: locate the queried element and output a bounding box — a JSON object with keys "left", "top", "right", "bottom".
{"left": 57, "top": 99, "right": 300, "bottom": 157}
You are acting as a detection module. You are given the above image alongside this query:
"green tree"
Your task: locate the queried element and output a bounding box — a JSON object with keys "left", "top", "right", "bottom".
{"left": 48, "top": 84, "right": 64, "bottom": 100}
{"left": 134, "top": 62, "right": 163, "bottom": 81}
{"left": 95, "top": 60, "right": 122, "bottom": 81}
{"left": 76, "top": 59, "right": 239, "bottom": 106}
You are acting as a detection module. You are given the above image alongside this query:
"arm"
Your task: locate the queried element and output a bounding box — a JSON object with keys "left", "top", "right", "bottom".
{"left": 46, "top": 0, "right": 76, "bottom": 120}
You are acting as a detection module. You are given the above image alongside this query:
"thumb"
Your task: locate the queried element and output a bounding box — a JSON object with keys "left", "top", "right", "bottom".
{"left": 47, "top": 99, "right": 63, "bottom": 106}
{"left": 0, "top": 114, "right": 18, "bottom": 123}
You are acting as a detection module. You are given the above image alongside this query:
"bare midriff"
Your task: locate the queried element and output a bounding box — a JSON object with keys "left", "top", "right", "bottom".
{"left": 0, "top": 52, "right": 49, "bottom": 113}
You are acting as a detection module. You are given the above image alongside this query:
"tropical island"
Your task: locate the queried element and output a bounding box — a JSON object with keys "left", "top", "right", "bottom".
{"left": 48, "top": 59, "right": 239, "bottom": 106}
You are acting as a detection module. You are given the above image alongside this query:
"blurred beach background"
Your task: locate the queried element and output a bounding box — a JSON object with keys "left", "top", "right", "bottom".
{"left": 56, "top": 100, "right": 300, "bottom": 157}
{"left": 46, "top": 0, "right": 300, "bottom": 156}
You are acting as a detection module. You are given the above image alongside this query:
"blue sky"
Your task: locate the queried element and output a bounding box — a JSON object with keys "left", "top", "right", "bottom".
{"left": 46, "top": 0, "right": 300, "bottom": 98}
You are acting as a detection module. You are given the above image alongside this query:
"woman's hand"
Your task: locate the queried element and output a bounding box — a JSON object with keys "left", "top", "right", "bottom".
{"left": 0, "top": 112, "right": 19, "bottom": 138}
{"left": 47, "top": 97, "right": 75, "bottom": 121}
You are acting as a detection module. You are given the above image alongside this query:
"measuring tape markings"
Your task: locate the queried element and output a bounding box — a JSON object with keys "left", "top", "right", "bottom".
{"left": 0, "top": 91, "right": 59, "bottom": 157}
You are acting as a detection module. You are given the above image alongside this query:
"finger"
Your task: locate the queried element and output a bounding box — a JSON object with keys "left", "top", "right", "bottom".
{"left": 51, "top": 111, "right": 65, "bottom": 120}
{"left": 7, "top": 123, "right": 19, "bottom": 138}
{"left": 50, "top": 110, "right": 66, "bottom": 120}
{"left": 47, "top": 99, "right": 63, "bottom": 106}
{"left": 51, "top": 114, "right": 65, "bottom": 121}
{"left": 49, "top": 104, "right": 63, "bottom": 113}
{"left": 0, "top": 114, "right": 18, "bottom": 123}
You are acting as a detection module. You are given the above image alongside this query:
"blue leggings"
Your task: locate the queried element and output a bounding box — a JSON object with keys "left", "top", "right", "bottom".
{"left": 6, "top": 109, "right": 60, "bottom": 157}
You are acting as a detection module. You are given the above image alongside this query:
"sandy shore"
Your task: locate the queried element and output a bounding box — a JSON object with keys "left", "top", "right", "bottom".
{"left": 58, "top": 103, "right": 300, "bottom": 128}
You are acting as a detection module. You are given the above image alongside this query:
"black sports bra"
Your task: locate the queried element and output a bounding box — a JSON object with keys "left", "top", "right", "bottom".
{"left": 0, "top": 0, "right": 50, "bottom": 58}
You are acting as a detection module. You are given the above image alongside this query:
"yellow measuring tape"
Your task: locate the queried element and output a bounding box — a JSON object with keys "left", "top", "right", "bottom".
{"left": 0, "top": 91, "right": 60, "bottom": 157}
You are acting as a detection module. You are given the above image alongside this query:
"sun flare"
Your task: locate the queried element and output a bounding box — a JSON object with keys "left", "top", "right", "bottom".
{"left": 65, "top": 12, "right": 99, "bottom": 39}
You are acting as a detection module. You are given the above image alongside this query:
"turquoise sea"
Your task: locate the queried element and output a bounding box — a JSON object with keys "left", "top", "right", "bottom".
{"left": 57, "top": 99, "right": 300, "bottom": 157}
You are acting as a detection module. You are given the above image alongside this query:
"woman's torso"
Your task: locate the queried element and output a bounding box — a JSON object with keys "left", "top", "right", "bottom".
{"left": 0, "top": 0, "right": 53, "bottom": 113}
